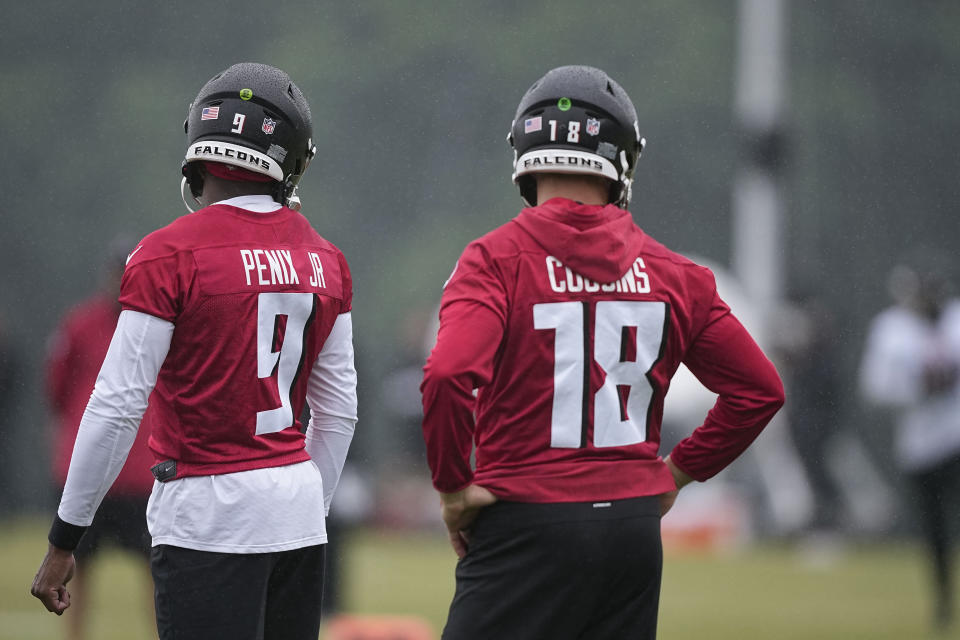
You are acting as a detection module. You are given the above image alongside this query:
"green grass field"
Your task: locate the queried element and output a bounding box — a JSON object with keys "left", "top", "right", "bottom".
{"left": 2, "top": 517, "right": 955, "bottom": 639}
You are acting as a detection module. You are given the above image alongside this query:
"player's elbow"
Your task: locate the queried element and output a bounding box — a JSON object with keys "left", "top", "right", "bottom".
{"left": 732, "top": 359, "right": 785, "bottom": 420}
{"left": 422, "top": 357, "right": 455, "bottom": 387}
{"left": 421, "top": 364, "right": 453, "bottom": 403}
{"left": 758, "top": 367, "right": 786, "bottom": 416}
{"left": 422, "top": 353, "right": 482, "bottom": 394}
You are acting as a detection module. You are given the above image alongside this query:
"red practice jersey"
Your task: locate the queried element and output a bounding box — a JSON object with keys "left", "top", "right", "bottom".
{"left": 46, "top": 295, "right": 155, "bottom": 494}
{"left": 120, "top": 202, "right": 352, "bottom": 479}
{"left": 422, "top": 198, "right": 784, "bottom": 503}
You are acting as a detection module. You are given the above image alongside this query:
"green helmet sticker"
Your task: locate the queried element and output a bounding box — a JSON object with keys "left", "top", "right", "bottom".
{"left": 240, "top": 88, "right": 253, "bottom": 101}
{"left": 557, "top": 97, "right": 572, "bottom": 111}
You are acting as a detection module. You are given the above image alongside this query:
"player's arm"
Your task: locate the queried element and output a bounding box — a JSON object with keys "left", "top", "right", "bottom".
{"left": 31, "top": 310, "right": 173, "bottom": 614}
{"left": 421, "top": 299, "right": 503, "bottom": 492}
{"left": 422, "top": 301, "right": 503, "bottom": 557}
{"left": 657, "top": 456, "right": 694, "bottom": 516}
{"left": 421, "top": 243, "right": 507, "bottom": 494}
{"left": 421, "top": 247, "right": 505, "bottom": 556}
{"left": 303, "top": 311, "right": 358, "bottom": 515}
{"left": 668, "top": 307, "right": 785, "bottom": 483}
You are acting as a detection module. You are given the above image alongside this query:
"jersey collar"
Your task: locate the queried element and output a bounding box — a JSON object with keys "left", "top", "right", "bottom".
{"left": 214, "top": 194, "right": 282, "bottom": 213}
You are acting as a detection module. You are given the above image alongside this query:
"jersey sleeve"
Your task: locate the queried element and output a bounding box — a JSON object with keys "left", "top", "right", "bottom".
{"left": 668, "top": 290, "right": 785, "bottom": 481}
{"left": 119, "top": 238, "right": 192, "bottom": 323}
{"left": 421, "top": 242, "right": 508, "bottom": 493}
{"left": 438, "top": 242, "right": 509, "bottom": 325}
{"left": 55, "top": 311, "right": 173, "bottom": 538}
{"left": 337, "top": 251, "right": 353, "bottom": 313}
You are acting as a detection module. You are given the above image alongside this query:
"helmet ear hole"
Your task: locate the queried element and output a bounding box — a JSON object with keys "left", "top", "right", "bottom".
{"left": 517, "top": 175, "right": 537, "bottom": 207}
{"left": 273, "top": 181, "right": 288, "bottom": 206}
{"left": 608, "top": 180, "right": 622, "bottom": 206}
{"left": 181, "top": 161, "right": 204, "bottom": 199}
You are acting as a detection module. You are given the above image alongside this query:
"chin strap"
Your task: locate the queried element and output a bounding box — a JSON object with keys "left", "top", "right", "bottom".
{"left": 180, "top": 176, "right": 199, "bottom": 213}
{"left": 274, "top": 180, "right": 303, "bottom": 211}
{"left": 286, "top": 186, "right": 302, "bottom": 211}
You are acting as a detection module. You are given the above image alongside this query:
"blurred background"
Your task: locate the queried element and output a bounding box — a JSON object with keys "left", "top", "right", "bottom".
{"left": 1, "top": 1, "right": 959, "bottom": 638}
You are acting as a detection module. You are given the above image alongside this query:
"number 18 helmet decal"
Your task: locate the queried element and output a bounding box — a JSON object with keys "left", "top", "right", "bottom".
{"left": 181, "top": 62, "right": 317, "bottom": 211}
{"left": 508, "top": 65, "right": 645, "bottom": 208}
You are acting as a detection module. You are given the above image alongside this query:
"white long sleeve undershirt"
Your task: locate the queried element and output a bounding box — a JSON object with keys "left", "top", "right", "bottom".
{"left": 58, "top": 310, "right": 172, "bottom": 526}
{"left": 304, "top": 311, "right": 358, "bottom": 514}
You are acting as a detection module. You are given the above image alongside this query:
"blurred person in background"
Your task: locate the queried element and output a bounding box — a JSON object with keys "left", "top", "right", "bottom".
{"left": 45, "top": 237, "right": 155, "bottom": 640}
{"left": 778, "top": 290, "right": 845, "bottom": 533}
{"left": 381, "top": 308, "right": 437, "bottom": 471}
{"left": 421, "top": 65, "right": 784, "bottom": 639}
{"left": 860, "top": 250, "right": 960, "bottom": 633}
{"left": 30, "top": 62, "right": 357, "bottom": 640}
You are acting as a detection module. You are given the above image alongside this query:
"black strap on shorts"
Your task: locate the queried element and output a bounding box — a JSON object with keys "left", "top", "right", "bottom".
{"left": 151, "top": 460, "right": 177, "bottom": 482}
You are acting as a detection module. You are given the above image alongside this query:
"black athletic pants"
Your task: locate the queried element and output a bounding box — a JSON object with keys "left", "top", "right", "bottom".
{"left": 151, "top": 543, "right": 325, "bottom": 640}
{"left": 442, "top": 496, "right": 663, "bottom": 640}
{"left": 911, "top": 454, "right": 960, "bottom": 627}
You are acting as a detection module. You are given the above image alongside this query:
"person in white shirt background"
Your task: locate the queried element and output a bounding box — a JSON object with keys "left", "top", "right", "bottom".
{"left": 860, "top": 249, "right": 960, "bottom": 633}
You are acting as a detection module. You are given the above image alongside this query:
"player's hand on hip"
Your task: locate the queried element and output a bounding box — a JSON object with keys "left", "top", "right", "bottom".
{"left": 659, "top": 488, "right": 679, "bottom": 516}
{"left": 439, "top": 485, "right": 498, "bottom": 558}
{"left": 660, "top": 456, "right": 694, "bottom": 517}
{"left": 31, "top": 544, "right": 76, "bottom": 615}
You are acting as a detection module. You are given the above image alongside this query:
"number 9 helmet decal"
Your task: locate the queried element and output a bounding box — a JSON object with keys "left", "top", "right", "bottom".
{"left": 508, "top": 65, "right": 645, "bottom": 208}
{"left": 181, "top": 62, "right": 317, "bottom": 210}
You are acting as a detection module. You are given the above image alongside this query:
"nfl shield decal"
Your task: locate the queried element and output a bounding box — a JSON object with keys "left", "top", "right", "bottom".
{"left": 262, "top": 117, "right": 277, "bottom": 135}
{"left": 586, "top": 118, "right": 600, "bottom": 136}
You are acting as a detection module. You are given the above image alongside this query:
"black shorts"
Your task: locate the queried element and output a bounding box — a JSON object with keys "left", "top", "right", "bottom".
{"left": 442, "top": 497, "right": 663, "bottom": 640}
{"left": 74, "top": 494, "right": 151, "bottom": 562}
{"left": 151, "top": 543, "right": 325, "bottom": 640}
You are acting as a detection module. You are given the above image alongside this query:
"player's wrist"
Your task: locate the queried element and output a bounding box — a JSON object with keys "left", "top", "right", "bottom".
{"left": 47, "top": 514, "right": 87, "bottom": 552}
{"left": 664, "top": 456, "right": 694, "bottom": 490}
{"left": 440, "top": 489, "right": 467, "bottom": 509}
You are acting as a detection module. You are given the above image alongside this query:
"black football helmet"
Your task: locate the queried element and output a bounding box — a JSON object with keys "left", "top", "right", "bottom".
{"left": 181, "top": 62, "right": 316, "bottom": 210}
{"left": 508, "top": 65, "right": 645, "bottom": 208}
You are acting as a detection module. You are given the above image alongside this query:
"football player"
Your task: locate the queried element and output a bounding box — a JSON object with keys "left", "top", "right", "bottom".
{"left": 421, "top": 65, "right": 785, "bottom": 638}
{"left": 31, "top": 63, "right": 357, "bottom": 640}
{"left": 860, "top": 253, "right": 960, "bottom": 632}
